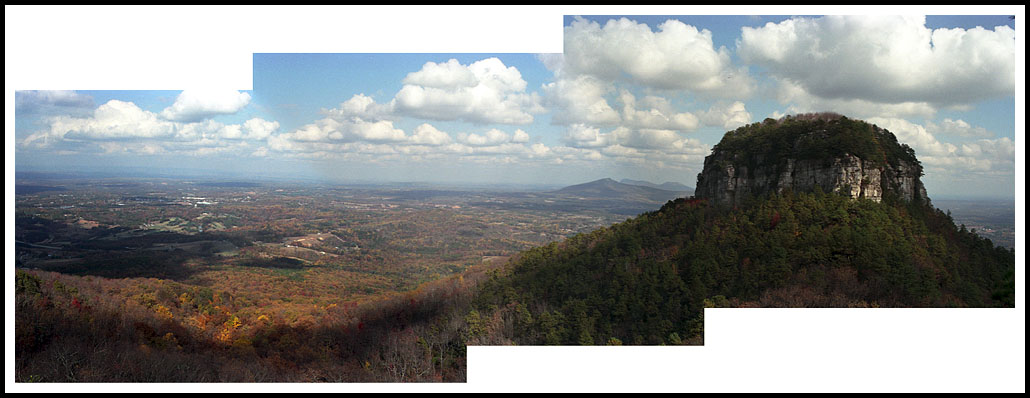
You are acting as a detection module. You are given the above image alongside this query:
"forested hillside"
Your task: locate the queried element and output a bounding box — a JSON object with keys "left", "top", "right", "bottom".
{"left": 469, "top": 190, "right": 1015, "bottom": 346}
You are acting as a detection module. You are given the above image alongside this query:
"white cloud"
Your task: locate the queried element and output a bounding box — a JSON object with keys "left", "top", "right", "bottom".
{"left": 512, "top": 129, "right": 530, "bottom": 143}
{"left": 739, "top": 15, "right": 1015, "bottom": 108}
{"left": 619, "top": 91, "right": 700, "bottom": 131}
{"left": 542, "top": 74, "right": 621, "bottom": 126}
{"left": 868, "top": 117, "right": 956, "bottom": 157}
{"left": 285, "top": 118, "right": 339, "bottom": 142}
{"left": 536, "top": 53, "right": 565, "bottom": 73}
{"left": 409, "top": 123, "right": 453, "bottom": 146}
{"left": 323, "top": 94, "right": 394, "bottom": 121}
{"left": 611, "top": 127, "right": 684, "bottom": 150}
{"left": 313, "top": 58, "right": 544, "bottom": 131}
{"left": 868, "top": 117, "right": 1014, "bottom": 173}
{"left": 601, "top": 144, "right": 645, "bottom": 159}
{"left": 403, "top": 58, "right": 479, "bottom": 88}
{"left": 241, "top": 118, "right": 280, "bottom": 140}
{"left": 25, "top": 100, "right": 177, "bottom": 145}
{"left": 924, "top": 118, "right": 992, "bottom": 138}
{"left": 262, "top": 117, "right": 678, "bottom": 167}
{"left": 266, "top": 134, "right": 295, "bottom": 152}
{"left": 97, "top": 142, "right": 167, "bottom": 156}
{"left": 770, "top": 79, "right": 939, "bottom": 119}
{"left": 22, "top": 99, "right": 282, "bottom": 160}
{"left": 215, "top": 123, "right": 243, "bottom": 139}
{"left": 351, "top": 120, "right": 406, "bottom": 142}
{"left": 545, "top": 17, "right": 754, "bottom": 137}
{"left": 159, "top": 89, "right": 252, "bottom": 122}
{"left": 267, "top": 51, "right": 718, "bottom": 170}
{"left": 527, "top": 142, "right": 550, "bottom": 157}
{"left": 563, "top": 16, "right": 752, "bottom": 95}
{"left": 562, "top": 123, "right": 609, "bottom": 148}
{"left": 560, "top": 123, "right": 709, "bottom": 165}
{"left": 283, "top": 117, "right": 407, "bottom": 144}
{"left": 700, "top": 101, "right": 752, "bottom": 130}
{"left": 265, "top": 131, "right": 559, "bottom": 165}
{"left": 391, "top": 57, "right": 543, "bottom": 124}
{"left": 458, "top": 128, "right": 512, "bottom": 147}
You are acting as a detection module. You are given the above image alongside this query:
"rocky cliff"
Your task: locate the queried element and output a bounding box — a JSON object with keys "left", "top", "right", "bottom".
{"left": 695, "top": 114, "right": 929, "bottom": 206}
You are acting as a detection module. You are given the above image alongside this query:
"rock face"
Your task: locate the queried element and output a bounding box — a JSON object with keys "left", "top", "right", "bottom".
{"left": 695, "top": 115, "right": 929, "bottom": 206}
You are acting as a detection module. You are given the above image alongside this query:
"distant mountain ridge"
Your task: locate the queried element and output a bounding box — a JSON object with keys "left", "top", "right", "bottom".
{"left": 619, "top": 179, "right": 694, "bottom": 193}
{"left": 554, "top": 178, "right": 688, "bottom": 204}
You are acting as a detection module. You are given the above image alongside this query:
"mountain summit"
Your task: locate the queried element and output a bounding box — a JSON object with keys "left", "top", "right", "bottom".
{"left": 695, "top": 113, "right": 928, "bottom": 206}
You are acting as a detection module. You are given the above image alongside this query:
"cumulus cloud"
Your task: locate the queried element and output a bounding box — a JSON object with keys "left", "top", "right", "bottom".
{"left": 261, "top": 116, "right": 711, "bottom": 169}
{"left": 313, "top": 58, "right": 545, "bottom": 130}
{"left": 284, "top": 117, "right": 407, "bottom": 144}
{"left": 613, "top": 127, "right": 683, "bottom": 150}
{"left": 562, "top": 124, "right": 609, "bottom": 148}
{"left": 409, "top": 123, "right": 453, "bottom": 146}
{"left": 536, "top": 53, "right": 565, "bottom": 73}
{"left": 868, "top": 117, "right": 1014, "bottom": 173}
{"left": 563, "top": 16, "right": 753, "bottom": 96}
{"left": 159, "top": 89, "right": 252, "bottom": 122}
{"left": 739, "top": 15, "right": 1015, "bottom": 108}
{"left": 700, "top": 101, "right": 752, "bottom": 130}
{"left": 267, "top": 119, "right": 550, "bottom": 166}
{"left": 770, "top": 79, "right": 939, "bottom": 119}
{"left": 561, "top": 123, "right": 709, "bottom": 163}
{"left": 96, "top": 141, "right": 168, "bottom": 156}
{"left": 402, "top": 58, "right": 479, "bottom": 88}
{"left": 512, "top": 129, "right": 530, "bottom": 143}
{"left": 619, "top": 91, "right": 700, "bottom": 131}
{"left": 241, "top": 118, "right": 280, "bottom": 140}
{"left": 323, "top": 94, "right": 394, "bottom": 121}
{"left": 22, "top": 99, "right": 280, "bottom": 160}
{"left": 26, "top": 100, "right": 178, "bottom": 145}
{"left": 458, "top": 129, "right": 513, "bottom": 147}
{"left": 924, "top": 118, "right": 992, "bottom": 138}
{"left": 391, "top": 57, "right": 544, "bottom": 124}
{"left": 266, "top": 52, "right": 712, "bottom": 170}
{"left": 265, "top": 129, "right": 555, "bottom": 165}
{"left": 543, "top": 74, "right": 621, "bottom": 126}
{"left": 544, "top": 17, "right": 754, "bottom": 140}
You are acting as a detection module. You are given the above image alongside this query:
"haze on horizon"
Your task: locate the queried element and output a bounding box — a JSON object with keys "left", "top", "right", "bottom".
{"left": 10, "top": 10, "right": 1020, "bottom": 200}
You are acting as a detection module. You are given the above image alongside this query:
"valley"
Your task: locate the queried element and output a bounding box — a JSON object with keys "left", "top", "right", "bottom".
{"left": 13, "top": 174, "right": 691, "bottom": 382}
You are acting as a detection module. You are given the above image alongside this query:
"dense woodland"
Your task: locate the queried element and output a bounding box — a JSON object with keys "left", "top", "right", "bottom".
{"left": 712, "top": 113, "right": 921, "bottom": 174}
{"left": 16, "top": 265, "right": 488, "bottom": 382}
{"left": 469, "top": 190, "right": 1015, "bottom": 346}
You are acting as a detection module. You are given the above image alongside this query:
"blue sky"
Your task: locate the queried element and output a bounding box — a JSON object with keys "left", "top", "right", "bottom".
{"left": 9, "top": 7, "right": 1022, "bottom": 199}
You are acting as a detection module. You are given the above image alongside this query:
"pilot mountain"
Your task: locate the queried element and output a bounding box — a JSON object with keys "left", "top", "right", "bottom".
{"left": 696, "top": 113, "right": 927, "bottom": 206}
{"left": 468, "top": 113, "right": 1015, "bottom": 346}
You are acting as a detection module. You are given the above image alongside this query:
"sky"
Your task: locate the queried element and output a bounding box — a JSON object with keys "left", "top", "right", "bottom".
{"left": 9, "top": 7, "right": 1022, "bottom": 199}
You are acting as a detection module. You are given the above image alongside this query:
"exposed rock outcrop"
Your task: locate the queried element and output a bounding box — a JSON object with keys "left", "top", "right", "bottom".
{"left": 695, "top": 114, "right": 929, "bottom": 206}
